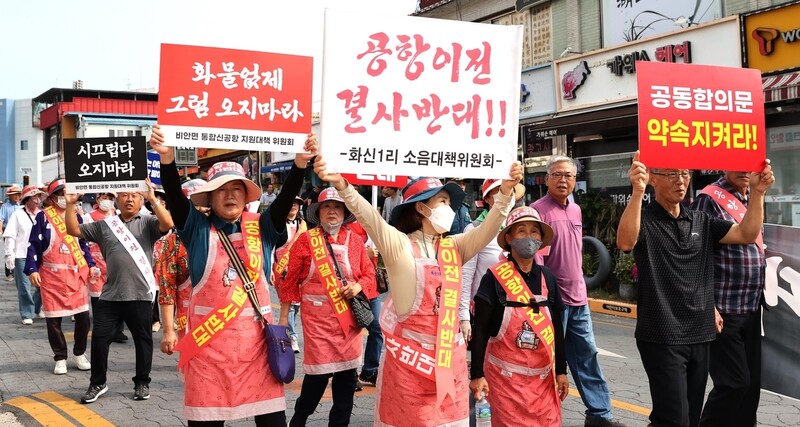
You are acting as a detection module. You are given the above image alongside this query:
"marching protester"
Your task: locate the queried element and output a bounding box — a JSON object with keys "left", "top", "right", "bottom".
{"left": 81, "top": 192, "right": 116, "bottom": 309}
{"left": 617, "top": 152, "right": 774, "bottom": 427}
{"left": 314, "top": 154, "right": 522, "bottom": 426}
{"left": 469, "top": 206, "right": 568, "bottom": 426}
{"left": 24, "top": 179, "right": 95, "bottom": 375}
{"left": 151, "top": 124, "right": 317, "bottom": 426}
{"left": 692, "top": 172, "right": 767, "bottom": 427}
{"left": 66, "top": 182, "right": 173, "bottom": 404}
{"left": 3, "top": 185, "right": 44, "bottom": 324}
{"left": 1, "top": 185, "right": 23, "bottom": 282}
{"left": 381, "top": 186, "right": 402, "bottom": 224}
{"left": 157, "top": 179, "right": 207, "bottom": 356}
{"left": 278, "top": 187, "right": 377, "bottom": 426}
{"left": 532, "top": 155, "right": 625, "bottom": 427}
{"left": 272, "top": 195, "right": 307, "bottom": 354}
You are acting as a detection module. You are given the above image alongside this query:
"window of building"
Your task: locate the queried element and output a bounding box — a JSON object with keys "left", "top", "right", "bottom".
{"left": 44, "top": 127, "right": 58, "bottom": 156}
{"left": 766, "top": 125, "right": 800, "bottom": 226}
{"left": 20, "top": 140, "right": 28, "bottom": 151}
{"left": 109, "top": 129, "right": 116, "bottom": 137}
{"left": 128, "top": 130, "right": 135, "bottom": 136}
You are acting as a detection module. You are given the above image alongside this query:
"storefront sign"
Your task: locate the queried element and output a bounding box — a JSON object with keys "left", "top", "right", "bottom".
{"left": 523, "top": 126, "right": 554, "bottom": 158}
{"left": 637, "top": 62, "right": 765, "bottom": 171}
{"left": 743, "top": 2, "right": 800, "bottom": 74}
{"left": 320, "top": 9, "right": 522, "bottom": 180}
{"left": 64, "top": 137, "right": 148, "bottom": 193}
{"left": 555, "top": 17, "right": 740, "bottom": 112}
{"left": 601, "top": 0, "right": 722, "bottom": 48}
{"left": 157, "top": 43, "right": 313, "bottom": 153}
{"left": 519, "top": 65, "right": 556, "bottom": 119}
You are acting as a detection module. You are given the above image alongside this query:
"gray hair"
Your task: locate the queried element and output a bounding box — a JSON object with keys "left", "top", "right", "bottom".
{"left": 546, "top": 155, "right": 577, "bottom": 174}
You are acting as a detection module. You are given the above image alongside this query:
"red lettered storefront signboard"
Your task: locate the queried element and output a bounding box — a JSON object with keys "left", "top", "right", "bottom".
{"left": 637, "top": 62, "right": 765, "bottom": 172}
{"left": 158, "top": 43, "right": 313, "bottom": 153}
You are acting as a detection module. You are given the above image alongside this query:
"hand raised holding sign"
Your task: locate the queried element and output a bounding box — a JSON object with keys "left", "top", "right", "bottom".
{"left": 149, "top": 124, "right": 175, "bottom": 164}
{"left": 748, "top": 159, "right": 776, "bottom": 195}
{"left": 64, "top": 193, "right": 82, "bottom": 206}
{"left": 293, "top": 133, "right": 319, "bottom": 169}
{"left": 500, "top": 161, "right": 524, "bottom": 197}
{"left": 313, "top": 155, "right": 347, "bottom": 191}
{"left": 629, "top": 150, "right": 648, "bottom": 194}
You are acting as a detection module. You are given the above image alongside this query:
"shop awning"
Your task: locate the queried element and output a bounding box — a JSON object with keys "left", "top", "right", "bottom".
{"left": 526, "top": 104, "right": 639, "bottom": 136}
{"left": 763, "top": 72, "right": 800, "bottom": 103}
{"left": 261, "top": 161, "right": 294, "bottom": 173}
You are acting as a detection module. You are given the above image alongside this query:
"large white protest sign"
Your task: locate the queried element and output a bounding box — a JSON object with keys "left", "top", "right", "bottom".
{"left": 320, "top": 9, "right": 523, "bottom": 179}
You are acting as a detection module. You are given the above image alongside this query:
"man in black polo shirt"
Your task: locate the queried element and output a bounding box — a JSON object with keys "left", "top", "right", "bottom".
{"left": 616, "top": 151, "right": 774, "bottom": 427}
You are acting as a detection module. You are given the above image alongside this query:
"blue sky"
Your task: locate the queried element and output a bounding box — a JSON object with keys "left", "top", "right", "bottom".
{"left": 0, "top": 0, "right": 418, "bottom": 102}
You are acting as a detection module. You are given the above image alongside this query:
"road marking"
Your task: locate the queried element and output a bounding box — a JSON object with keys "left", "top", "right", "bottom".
{"left": 597, "top": 347, "right": 626, "bottom": 358}
{"left": 568, "top": 389, "right": 650, "bottom": 416}
{"left": 4, "top": 395, "right": 76, "bottom": 426}
{"left": 4, "top": 392, "right": 114, "bottom": 427}
{"left": 34, "top": 391, "right": 114, "bottom": 427}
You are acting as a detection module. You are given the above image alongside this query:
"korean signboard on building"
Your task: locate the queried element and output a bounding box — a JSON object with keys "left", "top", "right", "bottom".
{"left": 519, "top": 65, "right": 556, "bottom": 120}
{"left": 742, "top": 1, "right": 800, "bottom": 75}
{"left": 555, "top": 16, "right": 740, "bottom": 113}
{"left": 157, "top": 43, "right": 313, "bottom": 153}
{"left": 64, "top": 137, "right": 148, "bottom": 193}
{"left": 637, "top": 62, "right": 765, "bottom": 171}
{"left": 320, "top": 9, "right": 523, "bottom": 180}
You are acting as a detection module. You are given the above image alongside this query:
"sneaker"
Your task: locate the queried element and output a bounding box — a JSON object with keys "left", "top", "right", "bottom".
{"left": 358, "top": 370, "right": 378, "bottom": 386}
{"left": 585, "top": 417, "right": 628, "bottom": 427}
{"left": 36, "top": 311, "right": 45, "bottom": 319}
{"left": 81, "top": 384, "right": 108, "bottom": 404}
{"left": 72, "top": 353, "right": 91, "bottom": 371}
{"left": 152, "top": 321, "right": 161, "bottom": 332}
{"left": 354, "top": 380, "right": 363, "bottom": 392}
{"left": 21, "top": 319, "right": 33, "bottom": 325}
{"left": 290, "top": 335, "right": 300, "bottom": 353}
{"left": 133, "top": 384, "right": 150, "bottom": 400}
{"left": 54, "top": 360, "right": 67, "bottom": 375}
{"left": 5, "top": 276, "right": 13, "bottom": 282}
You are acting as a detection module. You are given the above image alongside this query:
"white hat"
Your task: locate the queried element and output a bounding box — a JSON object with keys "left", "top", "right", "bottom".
{"left": 190, "top": 162, "right": 260, "bottom": 207}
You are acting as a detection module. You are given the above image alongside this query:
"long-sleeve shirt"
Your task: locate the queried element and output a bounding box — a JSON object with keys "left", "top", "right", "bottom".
{"left": 24, "top": 210, "right": 94, "bottom": 274}
{"left": 279, "top": 227, "right": 377, "bottom": 302}
{"left": 470, "top": 256, "right": 566, "bottom": 379}
{"left": 161, "top": 161, "right": 306, "bottom": 285}
{"left": 3, "top": 208, "right": 38, "bottom": 259}
{"left": 338, "top": 183, "right": 514, "bottom": 317}
{"left": 459, "top": 210, "right": 503, "bottom": 321}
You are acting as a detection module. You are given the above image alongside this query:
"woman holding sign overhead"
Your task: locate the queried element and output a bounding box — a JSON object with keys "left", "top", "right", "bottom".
{"left": 150, "top": 125, "right": 317, "bottom": 427}
{"left": 313, "top": 154, "right": 522, "bottom": 426}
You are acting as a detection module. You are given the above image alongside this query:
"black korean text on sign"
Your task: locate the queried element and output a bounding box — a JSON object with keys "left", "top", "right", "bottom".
{"left": 64, "top": 136, "right": 148, "bottom": 192}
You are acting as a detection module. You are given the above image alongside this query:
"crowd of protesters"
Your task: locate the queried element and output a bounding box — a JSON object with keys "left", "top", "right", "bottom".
{"left": 0, "top": 120, "right": 774, "bottom": 427}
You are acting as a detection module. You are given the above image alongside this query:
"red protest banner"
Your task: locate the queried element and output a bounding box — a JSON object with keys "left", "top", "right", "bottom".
{"left": 158, "top": 43, "right": 313, "bottom": 153}
{"left": 637, "top": 62, "right": 766, "bottom": 172}
{"left": 341, "top": 173, "right": 409, "bottom": 188}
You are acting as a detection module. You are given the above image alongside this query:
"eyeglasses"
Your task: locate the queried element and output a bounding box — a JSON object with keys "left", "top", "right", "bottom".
{"left": 651, "top": 171, "right": 691, "bottom": 181}
{"left": 548, "top": 172, "right": 576, "bottom": 181}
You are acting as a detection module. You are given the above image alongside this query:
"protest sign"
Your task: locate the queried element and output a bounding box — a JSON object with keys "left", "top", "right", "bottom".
{"left": 64, "top": 137, "right": 148, "bottom": 193}
{"left": 158, "top": 43, "right": 313, "bottom": 153}
{"left": 147, "top": 151, "right": 161, "bottom": 185}
{"left": 320, "top": 9, "right": 522, "bottom": 179}
{"left": 341, "top": 173, "right": 409, "bottom": 189}
{"left": 637, "top": 62, "right": 766, "bottom": 171}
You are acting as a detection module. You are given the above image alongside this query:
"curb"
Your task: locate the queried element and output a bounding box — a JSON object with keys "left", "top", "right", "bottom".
{"left": 588, "top": 298, "right": 637, "bottom": 319}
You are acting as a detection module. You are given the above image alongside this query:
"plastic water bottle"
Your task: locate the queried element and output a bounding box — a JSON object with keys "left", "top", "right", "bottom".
{"left": 475, "top": 391, "right": 491, "bottom": 426}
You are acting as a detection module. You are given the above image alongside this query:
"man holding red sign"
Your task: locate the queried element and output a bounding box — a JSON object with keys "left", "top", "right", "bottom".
{"left": 617, "top": 152, "right": 774, "bottom": 427}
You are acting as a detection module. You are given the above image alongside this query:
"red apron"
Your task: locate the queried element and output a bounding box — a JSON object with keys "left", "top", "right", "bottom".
{"left": 86, "top": 210, "right": 108, "bottom": 298}
{"left": 298, "top": 229, "right": 362, "bottom": 375}
{"left": 375, "top": 239, "right": 468, "bottom": 427}
{"left": 39, "top": 216, "right": 90, "bottom": 318}
{"left": 484, "top": 277, "right": 560, "bottom": 427}
{"left": 183, "top": 228, "right": 285, "bottom": 421}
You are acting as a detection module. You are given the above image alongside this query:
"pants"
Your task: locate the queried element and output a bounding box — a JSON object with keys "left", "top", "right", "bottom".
{"left": 638, "top": 340, "right": 710, "bottom": 427}
{"left": 90, "top": 299, "right": 153, "bottom": 387}
{"left": 362, "top": 297, "right": 383, "bottom": 374}
{"left": 152, "top": 291, "right": 160, "bottom": 323}
{"left": 187, "top": 411, "right": 286, "bottom": 427}
{"left": 290, "top": 368, "right": 357, "bottom": 426}
{"left": 15, "top": 258, "right": 41, "bottom": 319}
{"left": 91, "top": 297, "right": 125, "bottom": 337}
{"left": 700, "top": 309, "right": 761, "bottom": 427}
{"left": 46, "top": 312, "right": 90, "bottom": 361}
{"left": 288, "top": 303, "right": 300, "bottom": 337}
{"left": 562, "top": 304, "right": 612, "bottom": 420}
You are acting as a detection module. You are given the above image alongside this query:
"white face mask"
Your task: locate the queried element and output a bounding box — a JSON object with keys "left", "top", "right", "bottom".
{"left": 421, "top": 204, "right": 456, "bottom": 235}
{"left": 321, "top": 220, "right": 343, "bottom": 236}
{"left": 98, "top": 200, "right": 115, "bottom": 212}
{"left": 56, "top": 196, "right": 67, "bottom": 210}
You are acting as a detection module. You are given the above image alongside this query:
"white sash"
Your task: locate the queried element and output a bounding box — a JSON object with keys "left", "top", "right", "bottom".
{"left": 104, "top": 216, "right": 157, "bottom": 302}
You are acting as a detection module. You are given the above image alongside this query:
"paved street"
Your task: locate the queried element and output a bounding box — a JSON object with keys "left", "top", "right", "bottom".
{"left": 0, "top": 240, "right": 799, "bottom": 425}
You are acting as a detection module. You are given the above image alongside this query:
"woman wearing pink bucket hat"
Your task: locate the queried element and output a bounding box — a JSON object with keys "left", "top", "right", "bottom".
{"left": 314, "top": 153, "right": 523, "bottom": 427}
{"left": 150, "top": 124, "right": 318, "bottom": 426}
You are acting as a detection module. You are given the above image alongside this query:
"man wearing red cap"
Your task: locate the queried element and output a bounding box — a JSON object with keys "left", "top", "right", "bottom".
{"left": 1, "top": 185, "right": 23, "bottom": 281}
{"left": 3, "top": 185, "right": 44, "bottom": 324}
{"left": 25, "top": 179, "right": 96, "bottom": 375}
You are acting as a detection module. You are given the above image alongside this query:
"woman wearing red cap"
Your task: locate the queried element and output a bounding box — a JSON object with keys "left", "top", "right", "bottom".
{"left": 278, "top": 187, "right": 376, "bottom": 426}
{"left": 314, "top": 155, "right": 522, "bottom": 426}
